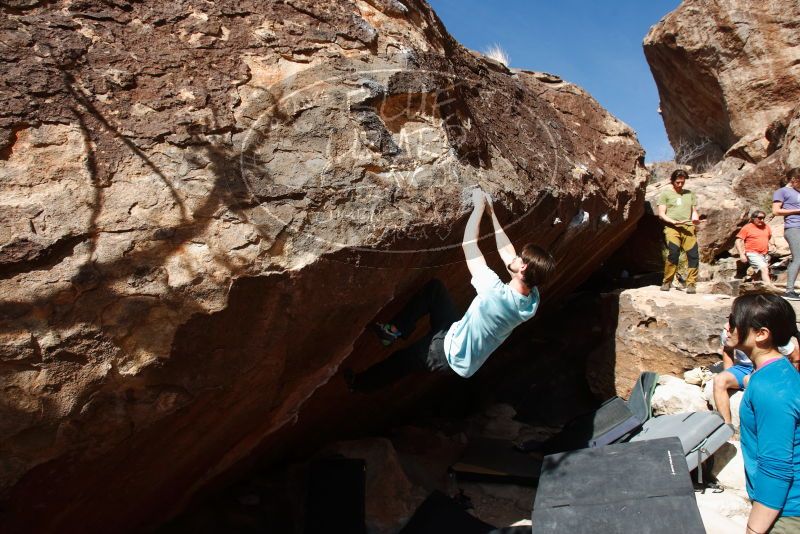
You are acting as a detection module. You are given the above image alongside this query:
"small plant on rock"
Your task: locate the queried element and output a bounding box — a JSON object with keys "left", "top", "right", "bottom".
{"left": 673, "top": 136, "right": 723, "bottom": 173}
{"left": 484, "top": 43, "right": 510, "bottom": 67}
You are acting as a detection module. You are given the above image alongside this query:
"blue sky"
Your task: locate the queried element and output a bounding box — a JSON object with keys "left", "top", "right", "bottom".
{"left": 428, "top": 0, "right": 681, "bottom": 162}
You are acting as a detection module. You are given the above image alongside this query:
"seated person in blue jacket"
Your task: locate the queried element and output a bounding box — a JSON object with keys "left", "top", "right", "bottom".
{"left": 722, "top": 292, "right": 800, "bottom": 534}
{"left": 346, "top": 188, "right": 555, "bottom": 392}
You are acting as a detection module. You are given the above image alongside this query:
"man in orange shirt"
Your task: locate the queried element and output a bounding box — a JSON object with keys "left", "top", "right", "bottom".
{"left": 735, "top": 210, "right": 777, "bottom": 290}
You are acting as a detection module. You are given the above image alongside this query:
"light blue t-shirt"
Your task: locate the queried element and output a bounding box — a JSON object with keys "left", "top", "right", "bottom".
{"left": 740, "top": 357, "right": 800, "bottom": 516}
{"left": 443, "top": 263, "right": 539, "bottom": 377}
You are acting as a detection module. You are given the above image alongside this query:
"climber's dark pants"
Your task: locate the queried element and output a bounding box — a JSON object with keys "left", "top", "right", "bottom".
{"left": 663, "top": 225, "right": 699, "bottom": 286}
{"left": 352, "top": 279, "right": 459, "bottom": 392}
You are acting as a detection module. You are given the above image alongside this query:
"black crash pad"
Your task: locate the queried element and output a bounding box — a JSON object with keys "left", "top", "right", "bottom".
{"left": 451, "top": 437, "right": 542, "bottom": 486}
{"left": 532, "top": 437, "right": 704, "bottom": 534}
{"left": 538, "top": 396, "right": 642, "bottom": 455}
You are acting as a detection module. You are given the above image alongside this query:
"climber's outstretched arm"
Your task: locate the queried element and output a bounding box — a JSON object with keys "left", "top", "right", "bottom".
{"left": 484, "top": 193, "right": 517, "bottom": 272}
{"left": 463, "top": 189, "right": 488, "bottom": 276}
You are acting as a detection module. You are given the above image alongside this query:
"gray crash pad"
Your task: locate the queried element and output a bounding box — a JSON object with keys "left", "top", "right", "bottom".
{"left": 629, "top": 411, "right": 733, "bottom": 471}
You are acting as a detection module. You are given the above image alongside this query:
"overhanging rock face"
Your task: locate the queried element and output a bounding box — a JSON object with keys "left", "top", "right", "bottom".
{"left": 644, "top": 0, "right": 800, "bottom": 163}
{"left": 0, "top": 0, "right": 646, "bottom": 530}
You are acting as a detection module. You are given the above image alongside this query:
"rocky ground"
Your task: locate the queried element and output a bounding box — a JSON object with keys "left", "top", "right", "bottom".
{"left": 167, "top": 363, "right": 755, "bottom": 532}
{"left": 165, "top": 277, "right": 780, "bottom": 532}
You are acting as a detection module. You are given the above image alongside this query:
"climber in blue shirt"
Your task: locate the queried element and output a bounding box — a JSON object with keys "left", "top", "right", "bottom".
{"left": 723, "top": 292, "right": 800, "bottom": 534}
{"left": 346, "top": 188, "right": 555, "bottom": 392}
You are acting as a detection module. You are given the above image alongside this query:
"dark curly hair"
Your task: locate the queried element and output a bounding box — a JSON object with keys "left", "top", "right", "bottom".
{"left": 670, "top": 169, "right": 689, "bottom": 182}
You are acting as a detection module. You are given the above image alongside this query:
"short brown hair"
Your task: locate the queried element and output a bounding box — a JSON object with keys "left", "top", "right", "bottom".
{"left": 788, "top": 168, "right": 800, "bottom": 180}
{"left": 520, "top": 244, "right": 555, "bottom": 289}
{"left": 670, "top": 169, "right": 689, "bottom": 182}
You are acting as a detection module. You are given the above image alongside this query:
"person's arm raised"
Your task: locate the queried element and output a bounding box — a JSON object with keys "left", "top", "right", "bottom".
{"left": 462, "top": 189, "right": 488, "bottom": 276}
{"left": 484, "top": 193, "right": 517, "bottom": 271}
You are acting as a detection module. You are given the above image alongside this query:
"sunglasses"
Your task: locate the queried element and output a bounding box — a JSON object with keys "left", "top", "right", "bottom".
{"left": 754, "top": 215, "right": 766, "bottom": 219}
{"left": 725, "top": 314, "right": 735, "bottom": 332}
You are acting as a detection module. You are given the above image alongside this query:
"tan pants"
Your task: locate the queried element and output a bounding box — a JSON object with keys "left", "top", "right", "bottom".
{"left": 770, "top": 515, "right": 800, "bottom": 533}
{"left": 663, "top": 225, "right": 699, "bottom": 286}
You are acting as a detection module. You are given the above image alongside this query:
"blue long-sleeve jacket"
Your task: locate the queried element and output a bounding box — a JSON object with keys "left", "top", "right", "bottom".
{"left": 740, "top": 357, "right": 800, "bottom": 515}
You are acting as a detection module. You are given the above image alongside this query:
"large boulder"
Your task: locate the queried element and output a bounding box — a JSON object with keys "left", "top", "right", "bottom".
{"left": 637, "top": 0, "right": 800, "bottom": 264}
{"left": 726, "top": 105, "right": 800, "bottom": 223}
{"left": 588, "top": 286, "right": 731, "bottom": 398}
{"left": 644, "top": 0, "right": 800, "bottom": 162}
{"left": 695, "top": 489, "right": 751, "bottom": 533}
{"left": 0, "top": 0, "right": 647, "bottom": 530}
{"left": 711, "top": 440, "right": 747, "bottom": 491}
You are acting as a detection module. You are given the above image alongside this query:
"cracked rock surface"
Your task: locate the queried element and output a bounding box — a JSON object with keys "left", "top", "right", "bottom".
{"left": 0, "top": 0, "right": 645, "bottom": 530}
{"left": 589, "top": 286, "right": 732, "bottom": 398}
